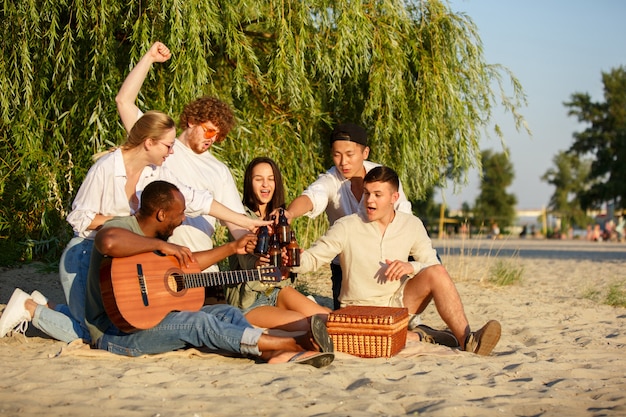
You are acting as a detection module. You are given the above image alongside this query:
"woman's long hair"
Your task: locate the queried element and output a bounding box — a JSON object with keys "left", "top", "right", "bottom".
{"left": 93, "top": 110, "right": 175, "bottom": 161}
{"left": 242, "top": 157, "right": 285, "bottom": 220}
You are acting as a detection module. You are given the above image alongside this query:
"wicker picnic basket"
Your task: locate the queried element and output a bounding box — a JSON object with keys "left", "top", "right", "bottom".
{"left": 326, "top": 306, "right": 409, "bottom": 358}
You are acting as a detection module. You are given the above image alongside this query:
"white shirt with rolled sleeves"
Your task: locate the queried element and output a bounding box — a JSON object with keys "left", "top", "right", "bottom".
{"left": 134, "top": 109, "right": 246, "bottom": 271}
{"left": 293, "top": 211, "right": 440, "bottom": 307}
{"left": 164, "top": 138, "right": 246, "bottom": 259}
{"left": 301, "top": 160, "right": 412, "bottom": 226}
{"left": 66, "top": 149, "right": 214, "bottom": 239}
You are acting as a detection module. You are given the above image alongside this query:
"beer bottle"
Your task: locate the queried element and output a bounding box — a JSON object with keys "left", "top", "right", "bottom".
{"left": 276, "top": 208, "right": 291, "bottom": 246}
{"left": 286, "top": 230, "right": 300, "bottom": 267}
{"left": 254, "top": 225, "right": 270, "bottom": 256}
{"left": 268, "top": 233, "right": 282, "bottom": 267}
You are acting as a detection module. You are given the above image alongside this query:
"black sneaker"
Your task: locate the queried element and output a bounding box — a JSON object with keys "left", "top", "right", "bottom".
{"left": 413, "top": 324, "right": 460, "bottom": 348}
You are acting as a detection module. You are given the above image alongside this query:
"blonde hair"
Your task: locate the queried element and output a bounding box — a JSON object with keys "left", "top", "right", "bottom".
{"left": 93, "top": 110, "right": 176, "bottom": 161}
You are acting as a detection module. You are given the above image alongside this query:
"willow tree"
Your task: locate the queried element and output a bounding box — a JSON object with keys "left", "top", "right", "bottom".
{"left": 0, "top": 0, "right": 527, "bottom": 263}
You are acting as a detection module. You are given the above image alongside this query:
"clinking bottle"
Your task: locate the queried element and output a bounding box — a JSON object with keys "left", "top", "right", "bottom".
{"left": 276, "top": 208, "right": 291, "bottom": 246}
{"left": 268, "top": 233, "right": 282, "bottom": 267}
{"left": 286, "top": 230, "right": 300, "bottom": 267}
{"left": 254, "top": 225, "right": 270, "bottom": 257}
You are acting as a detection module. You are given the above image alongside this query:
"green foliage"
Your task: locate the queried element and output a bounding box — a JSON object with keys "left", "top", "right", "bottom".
{"left": 473, "top": 149, "right": 517, "bottom": 229}
{"left": 583, "top": 280, "right": 626, "bottom": 308}
{"left": 410, "top": 187, "right": 440, "bottom": 227}
{"left": 565, "top": 66, "right": 626, "bottom": 211}
{"left": 0, "top": 0, "right": 527, "bottom": 265}
{"left": 541, "top": 151, "right": 592, "bottom": 229}
{"left": 487, "top": 259, "right": 523, "bottom": 286}
{"left": 605, "top": 281, "right": 626, "bottom": 308}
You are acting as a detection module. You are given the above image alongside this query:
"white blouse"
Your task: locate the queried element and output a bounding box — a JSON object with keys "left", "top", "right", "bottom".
{"left": 66, "top": 149, "right": 214, "bottom": 239}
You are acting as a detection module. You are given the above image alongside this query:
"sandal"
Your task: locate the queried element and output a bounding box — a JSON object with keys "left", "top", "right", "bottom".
{"left": 288, "top": 351, "right": 335, "bottom": 368}
{"left": 311, "top": 315, "right": 334, "bottom": 353}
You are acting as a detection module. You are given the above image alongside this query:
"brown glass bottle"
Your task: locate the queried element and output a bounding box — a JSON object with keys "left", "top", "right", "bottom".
{"left": 268, "top": 233, "right": 282, "bottom": 267}
{"left": 276, "top": 208, "right": 291, "bottom": 246}
{"left": 286, "top": 231, "right": 300, "bottom": 267}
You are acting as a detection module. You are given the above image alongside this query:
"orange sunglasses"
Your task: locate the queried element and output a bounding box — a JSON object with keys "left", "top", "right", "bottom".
{"left": 200, "top": 122, "right": 219, "bottom": 140}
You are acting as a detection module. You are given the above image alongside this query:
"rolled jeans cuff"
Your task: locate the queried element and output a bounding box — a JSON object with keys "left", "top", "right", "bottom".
{"left": 240, "top": 327, "right": 263, "bottom": 356}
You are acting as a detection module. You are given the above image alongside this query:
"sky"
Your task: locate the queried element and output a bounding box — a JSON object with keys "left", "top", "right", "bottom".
{"left": 438, "top": 0, "right": 626, "bottom": 210}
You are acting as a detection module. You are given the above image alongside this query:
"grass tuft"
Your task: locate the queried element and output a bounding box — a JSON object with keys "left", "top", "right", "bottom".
{"left": 582, "top": 281, "right": 626, "bottom": 308}
{"left": 437, "top": 234, "right": 524, "bottom": 286}
{"left": 487, "top": 259, "right": 524, "bottom": 286}
{"left": 605, "top": 282, "right": 626, "bottom": 308}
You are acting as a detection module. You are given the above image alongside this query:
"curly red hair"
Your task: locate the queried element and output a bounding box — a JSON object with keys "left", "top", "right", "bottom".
{"left": 179, "top": 97, "right": 236, "bottom": 143}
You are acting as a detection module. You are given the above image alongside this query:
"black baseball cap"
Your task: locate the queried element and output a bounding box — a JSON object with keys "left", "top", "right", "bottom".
{"left": 330, "top": 123, "right": 368, "bottom": 147}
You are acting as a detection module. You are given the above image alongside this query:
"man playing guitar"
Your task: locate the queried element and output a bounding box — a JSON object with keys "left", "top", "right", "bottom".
{"left": 84, "top": 180, "right": 334, "bottom": 368}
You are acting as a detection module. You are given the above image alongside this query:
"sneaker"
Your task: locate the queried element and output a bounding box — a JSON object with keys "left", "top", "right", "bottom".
{"left": 465, "top": 320, "right": 501, "bottom": 356}
{"left": 414, "top": 324, "right": 460, "bottom": 348}
{"left": 413, "top": 326, "right": 436, "bottom": 344}
{"left": 30, "top": 290, "right": 48, "bottom": 305}
{"left": 0, "top": 288, "right": 33, "bottom": 337}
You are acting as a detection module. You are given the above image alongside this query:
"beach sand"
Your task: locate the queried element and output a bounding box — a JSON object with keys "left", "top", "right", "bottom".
{"left": 1, "top": 238, "right": 625, "bottom": 416}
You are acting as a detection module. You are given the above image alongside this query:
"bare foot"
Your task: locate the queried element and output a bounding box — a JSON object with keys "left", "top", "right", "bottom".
{"left": 406, "top": 331, "right": 421, "bottom": 342}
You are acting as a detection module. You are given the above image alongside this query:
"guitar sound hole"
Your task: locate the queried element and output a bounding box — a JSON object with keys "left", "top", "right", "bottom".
{"left": 166, "top": 274, "right": 186, "bottom": 293}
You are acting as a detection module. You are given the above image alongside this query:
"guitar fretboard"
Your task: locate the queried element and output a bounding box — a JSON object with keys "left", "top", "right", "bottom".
{"left": 181, "top": 269, "right": 260, "bottom": 289}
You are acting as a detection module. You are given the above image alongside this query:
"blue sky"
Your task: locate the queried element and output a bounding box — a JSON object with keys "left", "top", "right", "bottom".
{"left": 438, "top": 0, "right": 626, "bottom": 210}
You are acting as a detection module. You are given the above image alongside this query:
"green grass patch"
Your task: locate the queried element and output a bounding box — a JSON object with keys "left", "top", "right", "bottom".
{"left": 487, "top": 259, "right": 524, "bottom": 286}
{"left": 605, "top": 281, "right": 626, "bottom": 308}
{"left": 582, "top": 281, "right": 626, "bottom": 308}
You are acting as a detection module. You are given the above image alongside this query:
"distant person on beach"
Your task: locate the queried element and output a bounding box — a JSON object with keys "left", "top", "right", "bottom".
{"left": 85, "top": 180, "right": 334, "bottom": 367}
{"left": 281, "top": 123, "right": 412, "bottom": 310}
{"left": 292, "top": 166, "right": 501, "bottom": 355}
{"left": 489, "top": 222, "right": 500, "bottom": 239}
{"left": 519, "top": 225, "right": 528, "bottom": 238}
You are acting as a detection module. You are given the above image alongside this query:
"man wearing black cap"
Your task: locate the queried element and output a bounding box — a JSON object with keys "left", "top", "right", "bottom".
{"left": 283, "top": 123, "right": 412, "bottom": 309}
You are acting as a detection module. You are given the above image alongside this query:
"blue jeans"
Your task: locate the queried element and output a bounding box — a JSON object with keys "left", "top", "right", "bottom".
{"left": 59, "top": 237, "right": 93, "bottom": 323}
{"left": 96, "top": 304, "right": 263, "bottom": 357}
{"left": 242, "top": 287, "right": 281, "bottom": 315}
{"left": 32, "top": 304, "right": 90, "bottom": 343}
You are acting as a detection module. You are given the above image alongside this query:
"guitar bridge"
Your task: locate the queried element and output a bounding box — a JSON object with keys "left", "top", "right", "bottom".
{"left": 137, "top": 264, "right": 149, "bottom": 306}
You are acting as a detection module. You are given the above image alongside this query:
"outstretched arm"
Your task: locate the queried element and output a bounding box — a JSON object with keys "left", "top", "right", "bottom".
{"left": 194, "top": 233, "right": 257, "bottom": 270}
{"left": 116, "top": 42, "right": 171, "bottom": 131}
{"left": 283, "top": 195, "right": 314, "bottom": 221}
{"left": 209, "top": 200, "right": 271, "bottom": 232}
{"left": 95, "top": 227, "right": 194, "bottom": 267}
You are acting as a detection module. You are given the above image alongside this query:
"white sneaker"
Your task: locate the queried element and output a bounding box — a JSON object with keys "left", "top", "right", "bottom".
{"left": 30, "top": 290, "right": 48, "bottom": 305}
{"left": 0, "top": 288, "right": 33, "bottom": 337}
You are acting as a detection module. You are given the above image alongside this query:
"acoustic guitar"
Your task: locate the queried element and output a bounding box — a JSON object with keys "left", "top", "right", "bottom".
{"left": 99, "top": 251, "right": 282, "bottom": 332}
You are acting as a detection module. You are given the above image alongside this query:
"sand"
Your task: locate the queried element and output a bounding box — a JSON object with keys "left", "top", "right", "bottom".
{"left": 0, "top": 238, "right": 625, "bottom": 417}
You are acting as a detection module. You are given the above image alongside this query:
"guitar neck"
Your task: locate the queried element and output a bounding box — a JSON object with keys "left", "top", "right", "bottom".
{"left": 182, "top": 269, "right": 262, "bottom": 289}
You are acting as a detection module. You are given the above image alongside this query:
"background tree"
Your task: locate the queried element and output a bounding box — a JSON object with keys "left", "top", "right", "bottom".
{"left": 541, "top": 151, "right": 592, "bottom": 230}
{"left": 473, "top": 149, "right": 517, "bottom": 231}
{"left": 0, "top": 0, "right": 528, "bottom": 264}
{"left": 565, "top": 66, "right": 626, "bottom": 211}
